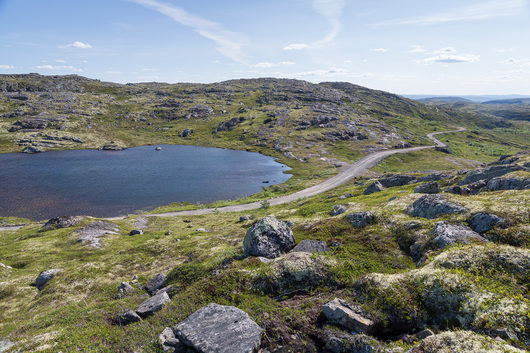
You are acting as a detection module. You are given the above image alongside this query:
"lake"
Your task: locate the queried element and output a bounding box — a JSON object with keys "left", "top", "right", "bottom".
{"left": 0, "top": 145, "right": 291, "bottom": 220}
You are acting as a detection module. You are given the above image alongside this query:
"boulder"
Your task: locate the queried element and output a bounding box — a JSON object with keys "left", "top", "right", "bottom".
{"left": 22, "top": 146, "right": 43, "bottom": 153}
{"left": 330, "top": 204, "right": 347, "bottom": 216}
{"left": 407, "top": 195, "right": 468, "bottom": 219}
{"left": 418, "top": 173, "right": 452, "bottom": 182}
{"left": 346, "top": 211, "right": 376, "bottom": 228}
{"left": 159, "top": 327, "right": 185, "bottom": 352}
{"left": 117, "top": 282, "right": 135, "bottom": 297}
{"left": 487, "top": 177, "right": 530, "bottom": 191}
{"left": 322, "top": 298, "right": 375, "bottom": 333}
{"left": 414, "top": 181, "right": 440, "bottom": 194}
{"left": 363, "top": 181, "right": 384, "bottom": 195}
{"left": 216, "top": 117, "right": 246, "bottom": 132}
{"left": 468, "top": 212, "right": 505, "bottom": 234}
{"left": 243, "top": 216, "right": 295, "bottom": 259}
{"left": 129, "top": 229, "right": 144, "bottom": 235}
{"left": 291, "top": 239, "right": 329, "bottom": 253}
{"left": 432, "top": 222, "right": 486, "bottom": 249}
{"left": 34, "top": 269, "right": 61, "bottom": 290}
{"left": 174, "top": 303, "right": 263, "bottom": 353}
{"left": 379, "top": 174, "right": 416, "bottom": 187}
{"left": 146, "top": 273, "right": 167, "bottom": 295}
{"left": 136, "top": 292, "right": 171, "bottom": 318}
{"left": 323, "top": 331, "right": 376, "bottom": 353}
{"left": 338, "top": 193, "right": 354, "bottom": 200}
{"left": 41, "top": 216, "right": 84, "bottom": 231}
{"left": 178, "top": 128, "right": 194, "bottom": 137}
{"left": 239, "top": 215, "right": 250, "bottom": 222}
{"left": 462, "top": 165, "right": 522, "bottom": 185}
{"left": 115, "top": 310, "right": 141, "bottom": 326}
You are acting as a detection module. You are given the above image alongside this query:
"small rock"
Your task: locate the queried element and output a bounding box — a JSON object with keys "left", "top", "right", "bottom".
{"left": 115, "top": 310, "right": 141, "bottom": 326}
{"left": 338, "top": 193, "right": 354, "bottom": 200}
{"left": 414, "top": 181, "right": 441, "bottom": 194}
{"left": 243, "top": 216, "right": 295, "bottom": 259}
{"left": 468, "top": 212, "right": 505, "bottom": 234}
{"left": 416, "top": 329, "right": 434, "bottom": 340}
{"left": 136, "top": 292, "right": 171, "bottom": 318}
{"left": 22, "top": 146, "right": 43, "bottom": 154}
{"left": 363, "top": 181, "right": 384, "bottom": 195}
{"left": 159, "top": 327, "right": 184, "bottom": 352}
{"left": 346, "top": 211, "right": 376, "bottom": 228}
{"left": 330, "top": 204, "right": 347, "bottom": 216}
{"left": 0, "top": 263, "right": 13, "bottom": 269}
{"left": 388, "top": 196, "right": 397, "bottom": 201}
{"left": 76, "top": 221, "right": 119, "bottom": 248}
{"left": 407, "top": 221, "right": 421, "bottom": 230}
{"left": 291, "top": 239, "right": 329, "bottom": 253}
{"left": 322, "top": 298, "right": 375, "bottom": 334}
{"left": 146, "top": 273, "right": 167, "bottom": 295}
{"left": 239, "top": 215, "right": 250, "bottom": 222}
{"left": 432, "top": 222, "right": 486, "bottom": 249}
{"left": 155, "top": 146, "right": 162, "bottom": 151}
{"left": 34, "top": 269, "right": 61, "bottom": 290}
{"left": 129, "top": 229, "right": 144, "bottom": 235}
{"left": 195, "top": 228, "right": 209, "bottom": 232}
{"left": 379, "top": 174, "right": 416, "bottom": 187}
{"left": 118, "top": 282, "right": 135, "bottom": 297}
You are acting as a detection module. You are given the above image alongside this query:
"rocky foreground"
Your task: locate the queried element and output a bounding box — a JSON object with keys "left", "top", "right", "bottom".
{"left": 0, "top": 153, "right": 529, "bottom": 352}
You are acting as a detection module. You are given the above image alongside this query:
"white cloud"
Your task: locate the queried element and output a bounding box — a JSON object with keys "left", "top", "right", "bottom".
{"left": 376, "top": 0, "right": 528, "bottom": 26}
{"left": 374, "top": 48, "right": 388, "bottom": 53}
{"left": 435, "top": 47, "right": 457, "bottom": 54}
{"left": 0, "top": 65, "right": 14, "bottom": 69}
{"left": 36, "top": 65, "right": 83, "bottom": 72}
{"left": 410, "top": 45, "right": 427, "bottom": 53}
{"left": 106, "top": 71, "right": 122, "bottom": 74}
{"left": 252, "top": 61, "right": 295, "bottom": 68}
{"left": 63, "top": 41, "right": 92, "bottom": 49}
{"left": 129, "top": 0, "right": 247, "bottom": 64}
{"left": 417, "top": 54, "right": 480, "bottom": 64}
{"left": 283, "top": 43, "right": 309, "bottom": 50}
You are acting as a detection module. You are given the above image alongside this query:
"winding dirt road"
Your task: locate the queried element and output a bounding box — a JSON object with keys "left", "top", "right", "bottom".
{"left": 141, "top": 127, "right": 466, "bottom": 218}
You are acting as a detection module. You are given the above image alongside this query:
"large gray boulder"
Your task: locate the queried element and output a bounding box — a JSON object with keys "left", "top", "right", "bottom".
{"left": 363, "top": 181, "right": 384, "bottom": 195}
{"left": 379, "top": 174, "right": 416, "bottom": 187}
{"left": 291, "top": 239, "right": 329, "bottom": 253}
{"left": 34, "top": 269, "right": 61, "bottom": 290}
{"left": 322, "top": 298, "right": 375, "bottom": 333}
{"left": 414, "top": 181, "right": 440, "bottom": 194}
{"left": 346, "top": 211, "right": 376, "bottom": 228}
{"left": 432, "top": 222, "right": 486, "bottom": 249}
{"left": 174, "top": 303, "right": 263, "bottom": 353}
{"left": 243, "top": 216, "right": 295, "bottom": 259}
{"left": 462, "top": 165, "right": 522, "bottom": 185}
{"left": 486, "top": 177, "right": 530, "bottom": 191}
{"left": 407, "top": 195, "right": 468, "bottom": 219}
{"left": 146, "top": 273, "right": 167, "bottom": 295}
{"left": 136, "top": 291, "right": 171, "bottom": 318}
{"left": 468, "top": 212, "right": 505, "bottom": 234}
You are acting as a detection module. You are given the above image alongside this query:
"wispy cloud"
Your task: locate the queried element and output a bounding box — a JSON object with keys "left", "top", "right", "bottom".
{"left": 417, "top": 54, "right": 480, "bottom": 64}
{"left": 435, "top": 47, "right": 457, "bottom": 54}
{"left": 410, "top": 45, "right": 426, "bottom": 53}
{"left": 376, "top": 0, "right": 528, "bottom": 26}
{"left": 284, "top": 0, "right": 345, "bottom": 50}
{"left": 500, "top": 57, "right": 530, "bottom": 66}
{"left": 252, "top": 61, "right": 295, "bottom": 68}
{"left": 61, "top": 41, "right": 92, "bottom": 49}
{"left": 293, "top": 67, "right": 348, "bottom": 77}
{"left": 36, "top": 65, "right": 83, "bottom": 72}
{"left": 128, "top": 0, "right": 247, "bottom": 64}
{"left": 373, "top": 48, "right": 388, "bottom": 53}
{"left": 0, "top": 65, "right": 14, "bottom": 69}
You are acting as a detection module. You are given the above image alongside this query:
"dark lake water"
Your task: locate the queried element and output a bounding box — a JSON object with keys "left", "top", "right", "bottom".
{"left": 0, "top": 145, "right": 291, "bottom": 220}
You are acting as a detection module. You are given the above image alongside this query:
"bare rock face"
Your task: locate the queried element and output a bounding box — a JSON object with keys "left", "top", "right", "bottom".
{"left": 432, "top": 222, "right": 486, "bottom": 249}
{"left": 322, "top": 298, "right": 375, "bottom": 334}
{"left": 468, "top": 212, "right": 505, "bottom": 234}
{"left": 75, "top": 221, "right": 120, "bottom": 248}
{"left": 173, "top": 303, "right": 263, "bottom": 353}
{"left": 34, "top": 269, "right": 62, "bottom": 290}
{"left": 407, "top": 195, "right": 468, "bottom": 219}
{"left": 243, "top": 216, "right": 295, "bottom": 259}
{"left": 136, "top": 292, "right": 171, "bottom": 318}
{"left": 363, "top": 181, "right": 385, "bottom": 195}
{"left": 41, "top": 216, "right": 84, "bottom": 231}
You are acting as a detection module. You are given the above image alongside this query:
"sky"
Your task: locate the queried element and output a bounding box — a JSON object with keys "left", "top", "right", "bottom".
{"left": 0, "top": 0, "right": 529, "bottom": 95}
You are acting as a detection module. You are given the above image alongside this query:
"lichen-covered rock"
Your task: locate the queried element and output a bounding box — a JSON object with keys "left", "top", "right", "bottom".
{"left": 257, "top": 252, "right": 334, "bottom": 294}
{"left": 136, "top": 292, "right": 170, "bottom": 318}
{"left": 407, "top": 195, "right": 468, "bottom": 219}
{"left": 34, "top": 269, "right": 61, "bottom": 290}
{"left": 363, "top": 181, "right": 384, "bottom": 195}
{"left": 146, "top": 273, "right": 167, "bottom": 295}
{"left": 323, "top": 330, "right": 376, "bottom": 353}
{"left": 158, "top": 327, "right": 184, "bottom": 352}
{"left": 114, "top": 310, "right": 141, "bottom": 326}
{"left": 330, "top": 204, "right": 347, "bottom": 216}
{"left": 322, "top": 298, "right": 375, "bottom": 333}
{"left": 291, "top": 239, "right": 329, "bottom": 253}
{"left": 346, "top": 211, "right": 376, "bottom": 228}
{"left": 462, "top": 165, "right": 522, "bottom": 185}
{"left": 468, "top": 212, "right": 505, "bottom": 233}
{"left": 414, "top": 181, "right": 441, "bottom": 194}
{"left": 418, "top": 173, "right": 453, "bottom": 182}
{"left": 243, "top": 216, "right": 295, "bottom": 259}
{"left": 407, "top": 331, "right": 525, "bottom": 353}
{"left": 431, "top": 222, "right": 486, "bottom": 249}
{"left": 117, "top": 281, "right": 135, "bottom": 297}
{"left": 379, "top": 174, "right": 416, "bottom": 187}
{"left": 486, "top": 177, "right": 530, "bottom": 191}
{"left": 41, "top": 216, "right": 84, "bottom": 231}
{"left": 174, "top": 303, "right": 262, "bottom": 353}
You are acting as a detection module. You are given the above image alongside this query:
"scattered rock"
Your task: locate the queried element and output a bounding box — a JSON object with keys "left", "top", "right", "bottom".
{"left": 155, "top": 146, "right": 162, "bottom": 151}
{"left": 243, "top": 216, "right": 295, "bottom": 259}
{"left": 178, "top": 128, "right": 194, "bottom": 137}
{"left": 0, "top": 340, "right": 15, "bottom": 353}
{"left": 323, "top": 331, "right": 376, "bottom": 353}
{"left": 363, "top": 181, "right": 384, "bottom": 195}
{"left": 338, "top": 193, "right": 354, "bottom": 200}
{"left": 146, "top": 273, "right": 167, "bottom": 295}
{"left": 159, "top": 327, "right": 184, "bottom": 352}
{"left": 34, "top": 269, "right": 61, "bottom": 290}
{"left": 75, "top": 221, "right": 120, "bottom": 248}
{"left": 487, "top": 177, "right": 530, "bottom": 191}
{"left": 462, "top": 165, "right": 522, "bottom": 185}
{"left": 129, "top": 229, "right": 144, "bottom": 235}
{"left": 330, "top": 204, "right": 347, "bottom": 216}
{"left": 379, "top": 174, "right": 416, "bottom": 187}
{"left": 239, "top": 215, "right": 250, "bottom": 222}
{"left": 216, "top": 117, "right": 246, "bottom": 132}
{"left": 418, "top": 173, "right": 452, "bottom": 182}
{"left": 114, "top": 310, "right": 142, "bottom": 326}
{"left": 136, "top": 292, "right": 171, "bottom": 318}
{"left": 468, "top": 212, "right": 506, "bottom": 234}
{"left": 407, "top": 195, "right": 468, "bottom": 219}
{"left": 188, "top": 104, "right": 214, "bottom": 119}
{"left": 346, "top": 211, "right": 376, "bottom": 228}
{"left": 118, "top": 282, "right": 135, "bottom": 297}
{"left": 322, "top": 298, "right": 375, "bottom": 333}
{"left": 22, "top": 146, "right": 43, "bottom": 153}
{"left": 174, "top": 303, "right": 263, "bottom": 353}
{"left": 431, "top": 222, "right": 486, "bottom": 249}
{"left": 291, "top": 239, "right": 329, "bottom": 253}
{"left": 41, "top": 216, "right": 84, "bottom": 231}
{"left": 414, "top": 181, "right": 440, "bottom": 194}
{"left": 416, "top": 329, "right": 434, "bottom": 340}
{"left": 102, "top": 143, "right": 125, "bottom": 151}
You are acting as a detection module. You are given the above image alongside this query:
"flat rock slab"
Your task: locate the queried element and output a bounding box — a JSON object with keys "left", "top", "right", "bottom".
{"left": 432, "top": 222, "right": 486, "bottom": 249}
{"left": 174, "top": 303, "right": 263, "bottom": 353}
{"left": 136, "top": 292, "right": 170, "bottom": 318}
{"left": 291, "top": 239, "right": 329, "bottom": 253}
{"left": 75, "top": 221, "right": 119, "bottom": 248}
{"left": 322, "top": 298, "right": 375, "bottom": 334}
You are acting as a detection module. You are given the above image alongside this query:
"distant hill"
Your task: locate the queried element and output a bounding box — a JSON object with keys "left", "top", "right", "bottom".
{"left": 482, "top": 98, "right": 530, "bottom": 105}
{"left": 417, "top": 97, "right": 474, "bottom": 104}
{"left": 406, "top": 94, "right": 530, "bottom": 103}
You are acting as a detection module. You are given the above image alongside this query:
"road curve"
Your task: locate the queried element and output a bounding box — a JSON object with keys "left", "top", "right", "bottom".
{"left": 138, "top": 127, "right": 466, "bottom": 218}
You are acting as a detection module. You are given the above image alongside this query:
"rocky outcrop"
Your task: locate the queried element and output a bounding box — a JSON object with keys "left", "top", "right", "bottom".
{"left": 379, "top": 174, "right": 416, "bottom": 187}
{"left": 215, "top": 117, "right": 246, "bottom": 132}
{"left": 146, "top": 273, "right": 167, "bottom": 295}
{"left": 34, "top": 269, "right": 61, "bottom": 290}
{"left": 41, "top": 216, "right": 84, "bottom": 231}
{"left": 330, "top": 204, "right": 347, "bottom": 216}
{"left": 291, "top": 240, "right": 329, "bottom": 253}
{"left": 178, "top": 128, "right": 194, "bottom": 137}
{"left": 22, "top": 146, "right": 43, "bottom": 153}
{"left": 431, "top": 222, "right": 486, "bottom": 249}
{"left": 187, "top": 104, "right": 213, "bottom": 119}
{"left": 158, "top": 327, "right": 184, "bottom": 352}
{"left": 462, "top": 165, "right": 522, "bottom": 185}
{"left": 417, "top": 173, "right": 452, "bottom": 182}
{"left": 173, "top": 303, "right": 263, "bottom": 353}
{"left": 407, "top": 195, "right": 468, "bottom": 219}
{"left": 414, "top": 181, "right": 440, "bottom": 194}
{"left": 468, "top": 212, "right": 505, "bottom": 233}
{"left": 243, "top": 216, "right": 295, "bottom": 258}
{"left": 322, "top": 298, "right": 375, "bottom": 333}
{"left": 136, "top": 292, "right": 171, "bottom": 318}
{"left": 487, "top": 177, "right": 530, "bottom": 191}
{"left": 75, "top": 221, "right": 119, "bottom": 248}
{"left": 346, "top": 211, "right": 375, "bottom": 228}
{"left": 363, "top": 181, "right": 384, "bottom": 195}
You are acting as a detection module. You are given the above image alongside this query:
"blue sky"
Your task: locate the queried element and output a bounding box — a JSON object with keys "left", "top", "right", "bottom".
{"left": 1, "top": 0, "right": 529, "bottom": 94}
